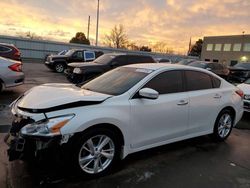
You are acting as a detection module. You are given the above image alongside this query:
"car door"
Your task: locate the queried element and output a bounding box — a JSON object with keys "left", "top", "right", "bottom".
{"left": 129, "top": 70, "right": 189, "bottom": 149}
{"left": 184, "top": 70, "right": 222, "bottom": 135}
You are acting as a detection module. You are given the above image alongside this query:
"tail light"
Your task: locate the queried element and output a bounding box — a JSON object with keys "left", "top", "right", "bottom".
{"left": 13, "top": 46, "right": 21, "bottom": 57}
{"left": 235, "top": 89, "right": 244, "bottom": 98}
{"left": 8, "top": 63, "right": 22, "bottom": 72}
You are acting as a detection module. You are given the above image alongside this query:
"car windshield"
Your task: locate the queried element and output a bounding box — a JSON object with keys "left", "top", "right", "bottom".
{"left": 93, "top": 54, "right": 117, "bottom": 65}
{"left": 189, "top": 62, "right": 207, "bottom": 68}
{"left": 234, "top": 63, "right": 250, "bottom": 69}
{"left": 81, "top": 67, "right": 151, "bottom": 95}
{"left": 58, "top": 50, "right": 68, "bottom": 55}
{"left": 65, "top": 49, "right": 76, "bottom": 56}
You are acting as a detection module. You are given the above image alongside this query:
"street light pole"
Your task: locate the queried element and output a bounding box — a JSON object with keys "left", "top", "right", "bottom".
{"left": 95, "top": 0, "right": 100, "bottom": 46}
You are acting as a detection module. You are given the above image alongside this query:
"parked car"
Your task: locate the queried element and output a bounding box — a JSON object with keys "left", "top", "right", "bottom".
{"left": 189, "top": 61, "right": 230, "bottom": 79}
{"left": 66, "top": 53, "right": 156, "bottom": 83}
{"left": 5, "top": 63, "right": 243, "bottom": 177}
{"left": 0, "top": 43, "right": 21, "bottom": 61}
{"left": 228, "top": 62, "right": 250, "bottom": 83}
{"left": 45, "top": 49, "right": 103, "bottom": 73}
{"left": 177, "top": 59, "right": 196, "bottom": 65}
{"left": 0, "top": 57, "right": 24, "bottom": 92}
{"left": 237, "top": 78, "right": 250, "bottom": 112}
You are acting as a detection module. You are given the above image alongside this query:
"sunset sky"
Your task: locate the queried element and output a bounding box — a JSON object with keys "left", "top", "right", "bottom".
{"left": 0, "top": 0, "right": 249, "bottom": 54}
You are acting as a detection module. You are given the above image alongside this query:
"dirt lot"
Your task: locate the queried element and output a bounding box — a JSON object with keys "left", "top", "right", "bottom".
{"left": 0, "top": 62, "right": 250, "bottom": 188}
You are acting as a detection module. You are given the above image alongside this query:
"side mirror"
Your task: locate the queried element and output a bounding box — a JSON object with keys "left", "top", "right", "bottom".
{"left": 206, "top": 67, "right": 212, "bottom": 71}
{"left": 139, "top": 88, "right": 159, "bottom": 99}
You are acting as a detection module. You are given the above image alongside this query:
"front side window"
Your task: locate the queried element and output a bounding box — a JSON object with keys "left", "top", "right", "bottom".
{"left": 81, "top": 67, "right": 151, "bottom": 95}
{"left": 185, "top": 71, "right": 213, "bottom": 91}
{"left": 143, "top": 71, "right": 183, "bottom": 94}
{"left": 206, "top": 44, "right": 213, "bottom": 51}
{"left": 233, "top": 43, "right": 242, "bottom": 51}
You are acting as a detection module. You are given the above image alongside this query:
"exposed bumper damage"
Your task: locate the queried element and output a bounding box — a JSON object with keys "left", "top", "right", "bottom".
{"left": 5, "top": 117, "right": 66, "bottom": 161}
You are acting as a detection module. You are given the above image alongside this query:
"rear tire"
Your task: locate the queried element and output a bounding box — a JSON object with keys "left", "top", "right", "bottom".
{"left": 54, "top": 63, "right": 65, "bottom": 73}
{"left": 212, "top": 109, "right": 233, "bottom": 141}
{"left": 71, "top": 128, "right": 121, "bottom": 178}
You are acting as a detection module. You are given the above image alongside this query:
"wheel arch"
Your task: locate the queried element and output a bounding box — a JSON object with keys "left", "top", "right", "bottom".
{"left": 219, "top": 106, "right": 236, "bottom": 123}
{"left": 71, "top": 123, "right": 125, "bottom": 148}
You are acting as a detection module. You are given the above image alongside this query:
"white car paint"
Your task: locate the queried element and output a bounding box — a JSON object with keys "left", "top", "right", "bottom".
{"left": 237, "top": 81, "right": 250, "bottom": 112}
{"left": 11, "top": 63, "right": 244, "bottom": 159}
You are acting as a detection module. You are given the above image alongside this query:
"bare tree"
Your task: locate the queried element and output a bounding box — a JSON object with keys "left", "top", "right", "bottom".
{"left": 152, "top": 42, "right": 173, "bottom": 54}
{"left": 104, "top": 24, "right": 128, "bottom": 48}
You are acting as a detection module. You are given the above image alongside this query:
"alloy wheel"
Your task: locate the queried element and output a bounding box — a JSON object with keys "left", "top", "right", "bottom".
{"left": 217, "top": 113, "right": 232, "bottom": 138}
{"left": 78, "top": 135, "right": 115, "bottom": 174}
{"left": 55, "top": 64, "right": 64, "bottom": 73}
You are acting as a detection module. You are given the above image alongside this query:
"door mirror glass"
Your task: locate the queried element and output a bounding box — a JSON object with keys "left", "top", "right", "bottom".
{"left": 139, "top": 88, "right": 159, "bottom": 99}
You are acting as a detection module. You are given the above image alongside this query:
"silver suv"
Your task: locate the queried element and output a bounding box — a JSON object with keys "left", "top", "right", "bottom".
{"left": 0, "top": 57, "right": 24, "bottom": 92}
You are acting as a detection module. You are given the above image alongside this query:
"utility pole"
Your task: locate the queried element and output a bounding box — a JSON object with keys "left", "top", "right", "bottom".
{"left": 95, "top": 0, "right": 100, "bottom": 46}
{"left": 87, "top": 15, "right": 90, "bottom": 40}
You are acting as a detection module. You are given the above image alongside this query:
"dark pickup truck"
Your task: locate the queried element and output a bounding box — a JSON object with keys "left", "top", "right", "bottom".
{"left": 65, "top": 53, "right": 156, "bottom": 83}
{"left": 45, "top": 49, "right": 103, "bottom": 73}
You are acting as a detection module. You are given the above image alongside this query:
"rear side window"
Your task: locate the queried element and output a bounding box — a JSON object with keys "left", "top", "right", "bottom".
{"left": 0, "top": 46, "right": 11, "bottom": 52}
{"left": 185, "top": 71, "right": 213, "bottom": 91}
{"left": 84, "top": 51, "right": 95, "bottom": 61}
{"left": 143, "top": 71, "right": 183, "bottom": 94}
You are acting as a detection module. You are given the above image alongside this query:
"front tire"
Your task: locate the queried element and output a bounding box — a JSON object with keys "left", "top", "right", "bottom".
{"left": 213, "top": 109, "right": 233, "bottom": 141}
{"left": 54, "top": 63, "right": 65, "bottom": 73}
{"left": 71, "top": 128, "right": 121, "bottom": 178}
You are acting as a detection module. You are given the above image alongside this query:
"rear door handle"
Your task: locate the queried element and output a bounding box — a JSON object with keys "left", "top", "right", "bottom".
{"left": 177, "top": 100, "right": 188, "bottom": 105}
{"left": 214, "top": 94, "right": 222, "bottom": 99}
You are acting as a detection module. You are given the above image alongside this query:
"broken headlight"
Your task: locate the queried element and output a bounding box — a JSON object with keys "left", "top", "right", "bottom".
{"left": 21, "top": 114, "right": 75, "bottom": 137}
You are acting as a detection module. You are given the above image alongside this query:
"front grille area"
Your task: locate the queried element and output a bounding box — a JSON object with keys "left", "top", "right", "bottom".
{"left": 244, "top": 101, "right": 250, "bottom": 109}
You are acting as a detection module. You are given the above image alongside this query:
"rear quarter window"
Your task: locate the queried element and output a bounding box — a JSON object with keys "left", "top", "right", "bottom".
{"left": 211, "top": 76, "right": 221, "bottom": 88}
{"left": 0, "top": 46, "right": 11, "bottom": 52}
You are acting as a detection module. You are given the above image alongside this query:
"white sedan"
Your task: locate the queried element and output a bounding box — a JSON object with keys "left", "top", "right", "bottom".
{"left": 6, "top": 63, "right": 244, "bottom": 177}
{"left": 237, "top": 78, "right": 250, "bottom": 112}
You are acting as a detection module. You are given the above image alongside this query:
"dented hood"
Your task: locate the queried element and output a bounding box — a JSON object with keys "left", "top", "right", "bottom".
{"left": 17, "top": 83, "right": 111, "bottom": 112}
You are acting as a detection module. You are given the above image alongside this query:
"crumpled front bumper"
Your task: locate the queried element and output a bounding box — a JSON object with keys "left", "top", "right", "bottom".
{"left": 5, "top": 117, "right": 62, "bottom": 161}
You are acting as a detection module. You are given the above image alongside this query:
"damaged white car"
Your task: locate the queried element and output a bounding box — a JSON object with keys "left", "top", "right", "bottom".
{"left": 5, "top": 64, "right": 244, "bottom": 177}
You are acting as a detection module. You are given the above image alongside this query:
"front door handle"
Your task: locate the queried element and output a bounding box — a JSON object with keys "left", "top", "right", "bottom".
{"left": 177, "top": 100, "right": 188, "bottom": 105}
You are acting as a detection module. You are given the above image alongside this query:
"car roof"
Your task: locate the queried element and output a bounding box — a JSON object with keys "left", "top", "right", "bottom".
{"left": 125, "top": 63, "right": 210, "bottom": 71}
